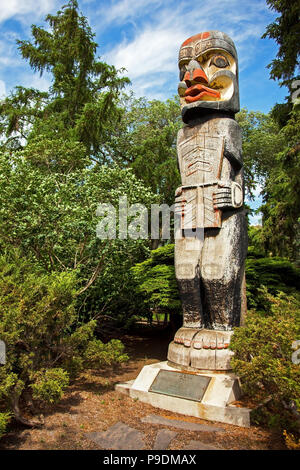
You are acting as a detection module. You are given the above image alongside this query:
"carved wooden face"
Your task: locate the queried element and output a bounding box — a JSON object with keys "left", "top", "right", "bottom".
{"left": 178, "top": 31, "right": 239, "bottom": 122}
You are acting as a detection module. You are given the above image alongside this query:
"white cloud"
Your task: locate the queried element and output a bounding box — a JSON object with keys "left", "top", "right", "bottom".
{"left": 0, "top": 0, "right": 57, "bottom": 23}
{"left": 110, "top": 27, "right": 184, "bottom": 79}
{"left": 23, "top": 73, "right": 52, "bottom": 92}
{"left": 104, "top": 0, "right": 273, "bottom": 100}
{"left": 0, "top": 0, "right": 58, "bottom": 96}
{"left": 0, "top": 79, "right": 6, "bottom": 97}
{"left": 0, "top": 0, "right": 279, "bottom": 108}
{"left": 130, "top": 73, "right": 176, "bottom": 100}
{"left": 249, "top": 213, "right": 262, "bottom": 226}
{"left": 98, "top": 0, "right": 162, "bottom": 26}
{"left": 0, "top": 33, "right": 23, "bottom": 68}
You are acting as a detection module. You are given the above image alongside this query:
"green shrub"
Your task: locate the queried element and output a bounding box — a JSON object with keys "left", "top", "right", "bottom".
{"left": 246, "top": 256, "right": 300, "bottom": 310}
{"left": 247, "top": 225, "right": 266, "bottom": 258}
{"left": 84, "top": 339, "right": 128, "bottom": 367}
{"left": 30, "top": 369, "right": 69, "bottom": 404}
{"left": 0, "top": 250, "right": 128, "bottom": 428}
{"left": 131, "top": 244, "right": 181, "bottom": 319}
{"left": 0, "top": 412, "right": 11, "bottom": 438}
{"left": 230, "top": 289, "right": 300, "bottom": 431}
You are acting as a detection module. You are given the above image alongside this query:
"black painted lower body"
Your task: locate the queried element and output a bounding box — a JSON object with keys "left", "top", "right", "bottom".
{"left": 175, "top": 210, "right": 248, "bottom": 330}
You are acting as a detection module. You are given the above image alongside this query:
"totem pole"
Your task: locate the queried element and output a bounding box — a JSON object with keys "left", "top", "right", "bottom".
{"left": 168, "top": 31, "right": 248, "bottom": 371}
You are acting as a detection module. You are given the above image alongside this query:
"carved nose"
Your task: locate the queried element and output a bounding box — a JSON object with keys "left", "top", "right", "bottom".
{"left": 184, "top": 60, "right": 209, "bottom": 87}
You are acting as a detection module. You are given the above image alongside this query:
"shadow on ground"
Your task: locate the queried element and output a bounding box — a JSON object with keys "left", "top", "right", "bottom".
{"left": 69, "top": 325, "right": 171, "bottom": 394}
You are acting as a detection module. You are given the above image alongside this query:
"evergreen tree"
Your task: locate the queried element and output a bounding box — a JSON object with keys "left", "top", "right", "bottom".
{"left": 260, "top": 108, "right": 300, "bottom": 260}
{"left": 0, "top": 0, "right": 129, "bottom": 158}
{"left": 259, "top": 0, "right": 300, "bottom": 259}
{"left": 262, "top": 0, "right": 300, "bottom": 86}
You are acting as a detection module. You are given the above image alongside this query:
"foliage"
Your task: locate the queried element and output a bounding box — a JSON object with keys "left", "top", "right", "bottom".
{"left": 230, "top": 289, "right": 300, "bottom": 431}
{"left": 30, "top": 369, "right": 70, "bottom": 404}
{"left": 236, "top": 108, "right": 284, "bottom": 198}
{"left": 283, "top": 430, "right": 300, "bottom": 449}
{"left": 259, "top": 108, "right": 300, "bottom": 260}
{"left": 233, "top": 107, "right": 299, "bottom": 261}
{"left": 0, "top": 147, "right": 157, "bottom": 311}
{"left": 131, "top": 244, "right": 181, "bottom": 319}
{"left": 101, "top": 94, "right": 181, "bottom": 206}
{"left": 0, "top": 0, "right": 128, "bottom": 156}
{"left": 262, "top": 0, "right": 300, "bottom": 85}
{"left": 83, "top": 339, "right": 128, "bottom": 368}
{"left": 131, "top": 240, "right": 300, "bottom": 317}
{"left": 0, "top": 1, "right": 159, "bottom": 332}
{"left": 259, "top": 1, "right": 300, "bottom": 259}
{"left": 236, "top": 107, "right": 300, "bottom": 262}
{"left": 271, "top": 101, "right": 293, "bottom": 130}
{"left": 245, "top": 255, "right": 300, "bottom": 310}
{"left": 247, "top": 225, "right": 266, "bottom": 258}
{"left": 0, "top": 412, "right": 11, "bottom": 439}
{"left": 0, "top": 0, "right": 299, "bottom": 442}
{"left": 0, "top": 250, "right": 128, "bottom": 427}
{"left": 0, "top": 87, "right": 48, "bottom": 149}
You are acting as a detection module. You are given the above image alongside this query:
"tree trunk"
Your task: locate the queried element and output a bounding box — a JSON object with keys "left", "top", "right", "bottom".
{"left": 11, "top": 393, "right": 44, "bottom": 428}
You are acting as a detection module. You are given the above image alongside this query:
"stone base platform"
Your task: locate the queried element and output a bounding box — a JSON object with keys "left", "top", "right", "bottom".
{"left": 115, "top": 361, "right": 252, "bottom": 428}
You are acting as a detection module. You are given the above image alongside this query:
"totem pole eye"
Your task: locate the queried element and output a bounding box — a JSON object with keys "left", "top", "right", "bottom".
{"left": 210, "top": 55, "right": 229, "bottom": 68}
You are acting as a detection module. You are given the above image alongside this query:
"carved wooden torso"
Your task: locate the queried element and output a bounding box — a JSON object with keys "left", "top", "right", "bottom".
{"left": 177, "top": 117, "right": 234, "bottom": 229}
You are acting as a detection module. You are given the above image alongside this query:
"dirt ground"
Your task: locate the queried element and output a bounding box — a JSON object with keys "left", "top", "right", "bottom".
{"left": 0, "top": 325, "right": 286, "bottom": 450}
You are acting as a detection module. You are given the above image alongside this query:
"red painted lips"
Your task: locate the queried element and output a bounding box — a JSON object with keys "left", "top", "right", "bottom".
{"left": 184, "top": 84, "right": 221, "bottom": 103}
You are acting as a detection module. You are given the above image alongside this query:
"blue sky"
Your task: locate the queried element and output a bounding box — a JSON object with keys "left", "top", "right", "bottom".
{"left": 0, "top": 0, "right": 287, "bottom": 224}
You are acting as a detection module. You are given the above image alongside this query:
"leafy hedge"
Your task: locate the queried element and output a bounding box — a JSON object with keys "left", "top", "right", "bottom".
{"left": 0, "top": 412, "right": 11, "bottom": 439}
{"left": 131, "top": 244, "right": 181, "bottom": 318}
{"left": 246, "top": 256, "right": 300, "bottom": 310}
{"left": 0, "top": 250, "right": 128, "bottom": 431}
{"left": 230, "top": 289, "right": 300, "bottom": 432}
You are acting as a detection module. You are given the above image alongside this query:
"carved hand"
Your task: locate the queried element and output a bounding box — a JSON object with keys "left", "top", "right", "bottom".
{"left": 175, "top": 186, "right": 183, "bottom": 197}
{"left": 213, "top": 181, "right": 243, "bottom": 210}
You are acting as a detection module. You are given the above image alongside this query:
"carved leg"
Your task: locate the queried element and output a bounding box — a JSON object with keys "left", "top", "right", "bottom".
{"left": 186, "top": 212, "right": 247, "bottom": 370}
{"left": 174, "top": 234, "right": 205, "bottom": 328}
{"left": 200, "top": 211, "right": 248, "bottom": 330}
{"left": 168, "top": 234, "right": 204, "bottom": 367}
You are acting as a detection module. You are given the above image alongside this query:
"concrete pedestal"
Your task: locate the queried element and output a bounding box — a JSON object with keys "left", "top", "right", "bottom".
{"left": 116, "top": 361, "right": 252, "bottom": 428}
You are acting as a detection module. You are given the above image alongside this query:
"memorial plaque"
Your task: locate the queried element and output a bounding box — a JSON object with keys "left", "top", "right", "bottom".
{"left": 149, "top": 370, "right": 211, "bottom": 402}
{"left": 0, "top": 340, "right": 6, "bottom": 365}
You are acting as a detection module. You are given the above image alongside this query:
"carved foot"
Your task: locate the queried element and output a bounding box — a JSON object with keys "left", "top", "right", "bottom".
{"left": 191, "top": 329, "right": 234, "bottom": 370}
{"left": 168, "top": 328, "right": 234, "bottom": 371}
{"left": 168, "top": 327, "right": 199, "bottom": 367}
